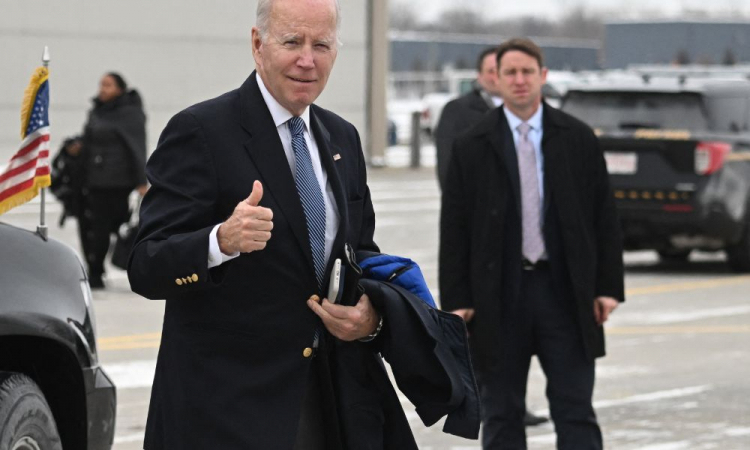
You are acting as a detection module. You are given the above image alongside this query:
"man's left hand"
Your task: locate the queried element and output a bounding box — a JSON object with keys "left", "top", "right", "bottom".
{"left": 594, "top": 296, "right": 619, "bottom": 325}
{"left": 307, "top": 293, "right": 380, "bottom": 341}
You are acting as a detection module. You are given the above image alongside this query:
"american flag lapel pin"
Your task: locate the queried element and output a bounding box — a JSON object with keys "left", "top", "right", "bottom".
{"left": 333, "top": 153, "right": 342, "bottom": 161}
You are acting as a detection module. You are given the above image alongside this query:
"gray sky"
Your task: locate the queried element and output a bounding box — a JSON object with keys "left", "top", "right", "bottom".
{"left": 394, "top": 0, "right": 750, "bottom": 21}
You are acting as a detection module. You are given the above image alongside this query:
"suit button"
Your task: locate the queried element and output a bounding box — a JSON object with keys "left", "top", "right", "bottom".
{"left": 191, "top": 273, "right": 199, "bottom": 282}
{"left": 175, "top": 279, "right": 183, "bottom": 286}
{"left": 490, "top": 209, "right": 499, "bottom": 217}
{"left": 303, "top": 347, "right": 313, "bottom": 358}
{"left": 487, "top": 261, "right": 496, "bottom": 270}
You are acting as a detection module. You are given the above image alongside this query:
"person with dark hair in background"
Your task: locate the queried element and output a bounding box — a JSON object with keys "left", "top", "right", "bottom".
{"left": 440, "top": 38, "right": 625, "bottom": 449}
{"left": 435, "top": 46, "right": 502, "bottom": 190}
{"left": 79, "top": 72, "right": 147, "bottom": 288}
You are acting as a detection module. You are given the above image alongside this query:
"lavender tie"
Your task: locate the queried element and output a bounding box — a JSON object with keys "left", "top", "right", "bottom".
{"left": 517, "top": 122, "right": 546, "bottom": 263}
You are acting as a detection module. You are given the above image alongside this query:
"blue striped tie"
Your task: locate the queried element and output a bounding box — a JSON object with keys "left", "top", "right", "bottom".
{"left": 288, "top": 116, "right": 327, "bottom": 288}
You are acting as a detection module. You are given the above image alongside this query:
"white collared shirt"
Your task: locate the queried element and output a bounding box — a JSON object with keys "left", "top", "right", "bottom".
{"left": 503, "top": 105, "right": 544, "bottom": 205}
{"left": 207, "top": 75, "right": 340, "bottom": 268}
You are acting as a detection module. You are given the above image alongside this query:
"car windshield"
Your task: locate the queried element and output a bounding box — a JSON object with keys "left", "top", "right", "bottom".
{"left": 561, "top": 91, "right": 709, "bottom": 131}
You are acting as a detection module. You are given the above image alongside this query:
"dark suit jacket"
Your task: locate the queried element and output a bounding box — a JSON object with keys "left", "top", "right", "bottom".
{"left": 434, "top": 87, "right": 494, "bottom": 189}
{"left": 439, "top": 103, "right": 624, "bottom": 369}
{"left": 128, "top": 72, "right": 384, "bottom": 449}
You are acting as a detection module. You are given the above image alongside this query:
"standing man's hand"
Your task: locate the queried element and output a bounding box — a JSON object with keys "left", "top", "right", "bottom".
{"left": 308, "top": 293, "right": 380, "bottom": 341}
{"left": 451, "top": 308, "right": 476, "bottom": 323}
{"left": 594, "top": 296, "right": 619, "bottom": 325}
{"left": 217, "top": 180, "right": 274, "bottom": 254}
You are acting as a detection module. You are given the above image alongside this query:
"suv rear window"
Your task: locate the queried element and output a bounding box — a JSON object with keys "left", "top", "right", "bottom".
{"left": 562, "top": 91, "right": 709, "bottom": 131}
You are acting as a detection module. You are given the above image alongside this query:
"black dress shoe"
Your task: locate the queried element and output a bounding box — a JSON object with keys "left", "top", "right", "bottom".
{"left": 524, "top": 411, "right": 549, "bottom": 427}
{"left": 89, "top": 276, "right": 105, "bottom": 290}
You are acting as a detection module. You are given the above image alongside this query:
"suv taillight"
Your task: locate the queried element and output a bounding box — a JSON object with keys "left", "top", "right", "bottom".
{"left": 695, "top": 141, "right": 731, "bottom": 175}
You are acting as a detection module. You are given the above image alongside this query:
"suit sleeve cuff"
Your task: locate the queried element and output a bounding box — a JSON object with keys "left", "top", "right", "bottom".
{"left": 208, "top": 224, "right": 239, "bottom": 269}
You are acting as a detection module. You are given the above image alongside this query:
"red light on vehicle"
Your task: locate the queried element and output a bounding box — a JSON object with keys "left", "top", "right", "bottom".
{"left": 695, "top": 141, "right": 731, "bottom": 175}
{"left": 662, "top": 204, "right": 694, "bottom": 213}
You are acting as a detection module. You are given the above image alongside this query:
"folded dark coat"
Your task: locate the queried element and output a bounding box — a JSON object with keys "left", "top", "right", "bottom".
{"left": 332, "top": 278, "right": 480, "bottom": 447}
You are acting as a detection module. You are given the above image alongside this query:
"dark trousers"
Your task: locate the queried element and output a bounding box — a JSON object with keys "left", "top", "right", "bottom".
{"left": 78, "top": 187, "right": 131, "bottom": 280}
{"left": 479, "top": 267, "right": 602, "bottom": 450}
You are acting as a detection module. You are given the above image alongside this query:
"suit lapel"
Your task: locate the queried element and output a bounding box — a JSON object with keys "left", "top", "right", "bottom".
{"left": 489, "top": 108, "right": 521, "bottom": 217}
{"left": 310, "top": 107, "right": 347, "bottom": 277}
{"left": 239, "top": 72, "right": 316, "bottom": 275}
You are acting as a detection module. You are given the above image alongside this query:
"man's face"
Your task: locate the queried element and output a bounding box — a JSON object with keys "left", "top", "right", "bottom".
{"left": 477, "top": 53, "right": 500, "bottom": 96}
{"left": 252, "top": 0, "right": 338, "bottom": 116}
{"left": 497, "top": 50, "right": 547, "bottom": 117}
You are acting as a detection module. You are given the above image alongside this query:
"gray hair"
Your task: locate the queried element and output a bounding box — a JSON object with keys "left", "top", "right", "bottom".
{"left": 256, "top": 0, "right": 341, "bottom": 43}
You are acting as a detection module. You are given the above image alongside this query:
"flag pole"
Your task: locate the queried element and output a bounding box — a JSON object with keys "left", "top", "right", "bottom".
{"left": 37, "top": 45, "right": 50, "bottom": 240}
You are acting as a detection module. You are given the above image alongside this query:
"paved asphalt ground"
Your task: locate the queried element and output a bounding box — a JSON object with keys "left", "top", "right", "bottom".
{"left": 4, "top": 156, "right": 749, "bottom": 449}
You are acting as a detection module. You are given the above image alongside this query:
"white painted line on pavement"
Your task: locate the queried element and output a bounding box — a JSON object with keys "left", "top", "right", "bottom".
{"left": 614, "top": 305, "right": 750, "bottom": 326}
{"left": 637, "top": 442, "right": 692, "bottom": 450}
{"left": 594, "top": 385, "right": 712, "bottom": 409}
{"left": 596, "top": 365, "right": 653, "bottom": 379}
{"left": 725, "top": 427, "right": 750, "bottom": 437}
{"left": 535, "top": 385, "right": 712, "bottom": 417}
{"left": 103, "top": 359, "right": 156, "bottom": 389}
{"left": 527, "top": 433, "right": 556, "bottom": 444}
{"left": 114, "top": 433, "right": 145, "bottom": 444}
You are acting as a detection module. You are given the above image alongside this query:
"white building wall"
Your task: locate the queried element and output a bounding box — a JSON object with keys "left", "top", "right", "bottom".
{"left": 0, "top": 0, "right": 369, "bottom": 163}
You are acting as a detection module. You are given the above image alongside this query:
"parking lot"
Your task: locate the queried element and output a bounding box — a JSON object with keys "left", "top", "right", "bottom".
{"left": 3, "top": 162, "right": 749, "bottom": 449}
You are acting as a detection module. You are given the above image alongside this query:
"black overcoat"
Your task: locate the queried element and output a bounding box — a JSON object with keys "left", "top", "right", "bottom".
{"left": 128, "top": 72, "right": 390, "bottom": 449}
{"left": 83, "top": 90, "right": 147, "bottom": 188}
{"left": 434, "top": 87, "right": 494, "bottom": 189}
{"left": 439, "top": 103, "right": 625, "bottom": 369}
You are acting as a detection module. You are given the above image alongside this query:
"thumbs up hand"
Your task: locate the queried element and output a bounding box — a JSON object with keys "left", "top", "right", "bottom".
{"left": 218, "top": 180, "right": 274, "bottom": 254}
{"left": 245, "top": 180, "right": 264, "bottom": 207}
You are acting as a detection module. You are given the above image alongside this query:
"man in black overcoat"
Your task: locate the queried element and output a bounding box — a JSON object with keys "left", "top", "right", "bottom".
{"left": 439, "top": 38, "right": 625, "bottom": 450}
{"left": 128, "top": 1, "right": 402, "bottom": 448}
{"left": 435, "top": 46, "right": 502, "bottom": 190}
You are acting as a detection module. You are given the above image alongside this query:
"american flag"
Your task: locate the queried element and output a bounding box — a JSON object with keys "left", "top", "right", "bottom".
{"left": 0, "top": 66, "right": 51, "bottom": 215}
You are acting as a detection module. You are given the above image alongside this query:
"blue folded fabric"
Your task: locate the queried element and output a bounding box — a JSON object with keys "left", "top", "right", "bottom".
{"left": 359, "top": 254, "right": 436, "bottom": 308}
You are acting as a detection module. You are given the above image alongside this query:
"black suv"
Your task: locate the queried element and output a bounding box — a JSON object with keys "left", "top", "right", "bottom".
{"left": 0, "top": 222, "right": 116, "bottom": 449}
{"left": 561, "top": 75, "right": 750, "bottom": 271}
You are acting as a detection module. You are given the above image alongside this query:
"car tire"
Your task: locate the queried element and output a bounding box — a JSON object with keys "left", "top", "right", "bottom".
{"left": 0, "top": 372, "right": 62, "bottom": 450}
{"left": 657, "top": 248, "right": 691, "bottom": 263}
{"left": 726, "top": 224, "right": 750, "bottom": 273}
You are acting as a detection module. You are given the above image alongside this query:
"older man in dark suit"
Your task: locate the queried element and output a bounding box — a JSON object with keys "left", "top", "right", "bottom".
{"left": 128, "top": 1, "right": 405, "bottom": 449}
{"left": 435, "top": 46, "right": 502, "bottom": 190}
{"left": 439, "top": 38, "right": 625, "bottom": 449}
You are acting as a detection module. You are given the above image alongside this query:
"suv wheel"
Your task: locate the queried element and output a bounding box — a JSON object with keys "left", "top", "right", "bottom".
{"left": 726, "top": 223, "right": 750, "bottom": 272}
{"left": 0, "top": 373, "right": 62, "bottom": 450}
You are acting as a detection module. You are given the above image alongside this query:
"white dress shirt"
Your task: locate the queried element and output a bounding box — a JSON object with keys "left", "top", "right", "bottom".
{"left": 207, "top": 75, "right": 340, "bottom": 268}
{"left": 503, "top": 105, "right": 545, "bottom": 205}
